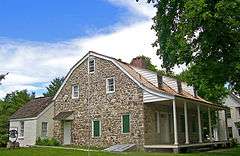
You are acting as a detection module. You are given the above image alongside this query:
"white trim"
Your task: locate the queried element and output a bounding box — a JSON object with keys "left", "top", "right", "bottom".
{"left": 91, "top": 119, "right": 101, "bottom": 138}
{"left": 71, "top": 84, "right": 79, "bottom": 99}
{"left": 106, "top": 77, "right": 115, "bottom": 94}
{"left": 121, "top": 114, "right": 131, "bottom": 134}
{"left": 53, "top": 52, "right": 174, "bottom": 101}
{"left": 88, "top": 57, "right": 95, "bottom": 74}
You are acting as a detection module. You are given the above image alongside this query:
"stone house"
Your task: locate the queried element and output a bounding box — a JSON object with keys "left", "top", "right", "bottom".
{"left": 222, "top": 93, "right": 240, "bottom": 143}
{"left": 9, "top": 97, "right": 54, "bottom": 147}
{"left": 53, "top": 51, "right": 228, "bottom": 151}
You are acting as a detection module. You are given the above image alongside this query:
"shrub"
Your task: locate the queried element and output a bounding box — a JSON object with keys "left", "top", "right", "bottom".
{"left": 36, "top": 137, "right": 60, "bottom": 146}
{"left": 229, "top": 138, "right": 238, "bottom": 147}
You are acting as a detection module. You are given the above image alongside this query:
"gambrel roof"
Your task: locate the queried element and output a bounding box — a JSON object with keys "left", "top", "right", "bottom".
{"left": 53, "top": 51, "right": 222, "bottom": 108}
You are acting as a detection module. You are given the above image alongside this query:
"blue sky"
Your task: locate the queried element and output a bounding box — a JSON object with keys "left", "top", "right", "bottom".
{"left": 0, "top": 0, "right": 144, "bottom": 41}
{"left": 0, "top": 0, "right": 182, "bottom": 98}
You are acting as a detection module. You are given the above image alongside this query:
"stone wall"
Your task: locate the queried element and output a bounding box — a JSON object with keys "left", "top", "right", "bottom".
{"left": 53, "top": 56, "right": 144, "bottom": 148}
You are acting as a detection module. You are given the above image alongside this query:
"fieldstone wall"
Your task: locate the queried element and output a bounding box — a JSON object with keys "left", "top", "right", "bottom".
{"left": 53, "top": 56, "right": 144, "bottom": 148}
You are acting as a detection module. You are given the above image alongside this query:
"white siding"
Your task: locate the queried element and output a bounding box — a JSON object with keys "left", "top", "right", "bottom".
{"left": 223, "top": 95, "right": 240, "bottom": 143}
{"left": 36, "top": 104, "right": 54, "bottom": 138}
{"left": 143, "top": 91, "right": 169, "bottom": 103}
{"left": 182, "top": 82, "right": 195, "bottom": 96}
{"left": 133, "top": 67, "right": 158, "bottom": 87}
{"left": 10, "top": 119, "right": 37, "bottom": 147}
{"left": 162, "top": 76, "right": 178, "bottom": 92}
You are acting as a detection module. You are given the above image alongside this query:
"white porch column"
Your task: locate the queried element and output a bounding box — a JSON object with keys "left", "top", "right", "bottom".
{"left": 184, "top": 101, "right": 189, "bottom": 144}
{"left": 197, "top": 105, "right": 203, "bottom": 143}
{"left": 224, "top": 110, "right": 229, "bottom": 141}
{"left": 208, "top": 108, "right": 213, "bottom": 142}
{"left": 214, "top": 111, "right": 219, "bottom": 141}
{"left": 173, "top": 99, "right": 178, "bottom": 145}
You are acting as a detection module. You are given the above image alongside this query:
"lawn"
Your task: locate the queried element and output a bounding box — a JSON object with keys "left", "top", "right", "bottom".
{"left": 0, "top": 146, "right": 239, "bottom": 156}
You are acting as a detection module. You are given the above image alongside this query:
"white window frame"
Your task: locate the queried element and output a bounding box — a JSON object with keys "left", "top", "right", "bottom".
{"left": 88, "top": 58, "right": 95, "bottom": 74}
{"left": 106, "top": 77, "right": 115, "bottom": 94}
{"left": 72, "top": 84, "right": 79, "bottom": 99}
{"left": 41, "top": 122, "right": 48, "bottom": 137}
{"left": 121, "top": 114, "right": 131, "bottom": 134}
{"left": 91, "top": 119, "right": 101, "bottom": 138}
{"left": 19, "top": 121, "right": 24, "bottom": 138}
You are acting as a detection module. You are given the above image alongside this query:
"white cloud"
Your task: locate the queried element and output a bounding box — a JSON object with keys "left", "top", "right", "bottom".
{"left": 0, "top": 0, "right": 184, "bottom": 99}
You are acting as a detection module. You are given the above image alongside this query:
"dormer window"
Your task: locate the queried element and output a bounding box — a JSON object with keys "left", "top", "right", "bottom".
{"left": 88, "top": 58, "right": 95, "bottom": 73}
{"left": 72, "top": 85, "right": 79, "bottom": 99}
{"left": 106, "top": 77, "right": 115, "bottom": 94}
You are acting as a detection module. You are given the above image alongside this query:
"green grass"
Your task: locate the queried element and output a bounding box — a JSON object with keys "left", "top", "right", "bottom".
{"left": 0, "top": 146, "right": 239, "bottom": 156}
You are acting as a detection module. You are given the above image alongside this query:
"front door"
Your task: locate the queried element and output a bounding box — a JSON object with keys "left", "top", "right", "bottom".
{"left": 159, "top": 112, "right": 170, "bottom": 143}
{"left": 63, "top": 121, "right": 71, "bottom": 145}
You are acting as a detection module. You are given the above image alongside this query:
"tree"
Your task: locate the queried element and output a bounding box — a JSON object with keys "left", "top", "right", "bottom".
{"left": 43, "top": 77, "right": 64, "bottom": 97}
{"left": 138, "top": 0, "right": 240, "bottom": 95}
{"left": 0, "top": 90, "right": 34, "bottom": 147}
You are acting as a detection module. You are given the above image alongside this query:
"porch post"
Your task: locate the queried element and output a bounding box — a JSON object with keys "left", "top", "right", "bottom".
{"left": 224, "top": 110, "right": 229, "bottom": 141}
{"left": 208, "top": 108, "right": 213, "bottom": 142}
{"left": 215, "top": 111, "right": 219, "bottom": 141}
{"left": 173, "top": 99, "right": 178, "bottom": 145}
{"left": 184, "top": 101, "right": 189, "bottom": 144}
{"left": 197, "top": 105, "right": 203, "bottom": 143}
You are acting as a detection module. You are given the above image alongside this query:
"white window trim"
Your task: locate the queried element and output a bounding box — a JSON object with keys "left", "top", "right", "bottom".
{"left": 88, "top": 58, "right": 95, "bottom": 74}
{"left": 72, "top": 85, "right": 79, "bottom": 99}
{"left": 156, "top": 112, "right": 160, "bottom": 134}
{"left": 121, "top": 114, "right": 131, "bottom": 134}
{"left": 19, "top": 121, "right": 24, "bottom": 138}
{"left": 106, "top": 77, "right": 115, "bottom": 94}
{"left": 91, "top": 120, "right": 101, "bottom": 138}
{"left": 41, "top": 122, "right": 48, "bottom": 137}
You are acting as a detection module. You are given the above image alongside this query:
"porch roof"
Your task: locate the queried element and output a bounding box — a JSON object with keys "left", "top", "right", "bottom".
{"left": 53, "top": 111, "right": 74, "bottom": 120}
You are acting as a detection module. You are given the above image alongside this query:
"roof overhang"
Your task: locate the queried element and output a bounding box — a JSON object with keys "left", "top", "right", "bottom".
{"left": 53, "top": 111, "right": 74, "bottom": 121}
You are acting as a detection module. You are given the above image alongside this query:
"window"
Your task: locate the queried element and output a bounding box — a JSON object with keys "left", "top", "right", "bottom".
{"left": 19, "top": 121, "right": 24, "bottom": 137}
{"left": 228, "top": 127, "right": 233, "bottom": 138}
{"left": 92, "top": 120, "right": 101, "bottom": 137}
{"left": 155, "top": 112, "right": 160, "bottom": 133}
{"left": 106, "top": 77, "right": 115, "bottom": 93}
{"left": 226, "top": 108, "right": 231, "bottom": 118}
{"left": 238, "top": 108, "right": 240, "bottom": 117}
{"left": 88, "top": 58, "right": 95, "bottom": 73}
{"left": 238, "top": 129, "right": 240, "bottom": 136}
{"left": 72, "top": 85, "right": 79, "bottom": 99}
{"left": 122, "top": 114, "right": 130, "bottom": 133}
{"left": 41, "top": 122, "right": 48, "bottom": 137}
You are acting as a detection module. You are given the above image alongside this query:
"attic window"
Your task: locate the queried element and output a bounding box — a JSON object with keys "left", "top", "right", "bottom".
{"left": 88, "top": 58, "right": 95, "bottom": 73}
{"left": 106, "top": 77, "right": 115, "bottom": 94}
{"left": 72, "top": 85, "right": 79, "bottom": 99}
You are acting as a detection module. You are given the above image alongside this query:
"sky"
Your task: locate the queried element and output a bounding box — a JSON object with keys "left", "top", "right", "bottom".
{"left": 0, "top": 0, "right": 184, "bottom": 98}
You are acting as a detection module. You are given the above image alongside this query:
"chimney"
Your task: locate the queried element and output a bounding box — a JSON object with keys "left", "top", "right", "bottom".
{"left": 193, "top": 86, "right": 198, "bottom": 97}
{"left": 177, "top": 80, "right": 182, "bottom": 94}
{"left": 130, "top": 57, "right": 146, "bottom": 69}
{"left": 157, "top": 75, "right": 163, "bottom": 89}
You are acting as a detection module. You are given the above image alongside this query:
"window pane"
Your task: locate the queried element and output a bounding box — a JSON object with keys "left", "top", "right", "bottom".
{"left": 93, "top": 121, "right": 100, "bottom": 137}
{"left": 89, "top": 60, "right": 95, "bottom": 73}
{"left": 228, "top": 127, "right": 233, "bottom": 138}
{"left": 123, "top": 115, "right": 130, "bottom": 133}
{"left": 41, "top": 122, "right": 48, "bottom": 137}
{"left": 226, "top": 108, "right": 231, "bottom": 118}
{"left": 20, "top": 121, "right": 24, "bottom": 137}
{"left": 107, "top": 78, "right": 115, "bottom": 92}
{"left": 72, "top": 85, "right": 79, "bottom": 98}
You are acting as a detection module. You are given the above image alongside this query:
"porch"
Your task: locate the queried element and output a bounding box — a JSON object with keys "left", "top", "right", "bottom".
{"left": 143, "top": 97, "right": 229, "bottom": 153}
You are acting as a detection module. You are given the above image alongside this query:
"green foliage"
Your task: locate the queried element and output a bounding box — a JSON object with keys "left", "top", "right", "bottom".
{"left": 0, "top": 90, "right": 34, "bottom": 147}
{"left": 178, "top": 68, "right": 229, "bottom": 103}
{"left": 43, "top": 77, "right": 64, "bottom": 97}
{"left": 140, "top": 0, "right": 240, "bottom": 95}
{"left": 36, "top": 137, "right": 60, "bottom": 146}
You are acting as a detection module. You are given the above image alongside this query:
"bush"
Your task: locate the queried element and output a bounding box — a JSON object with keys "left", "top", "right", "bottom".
{"left": 229, "top": 138, "right": 238, "bottom": 147}
{"left": 36, "top": 137, "right": 60, "bottom": 146}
